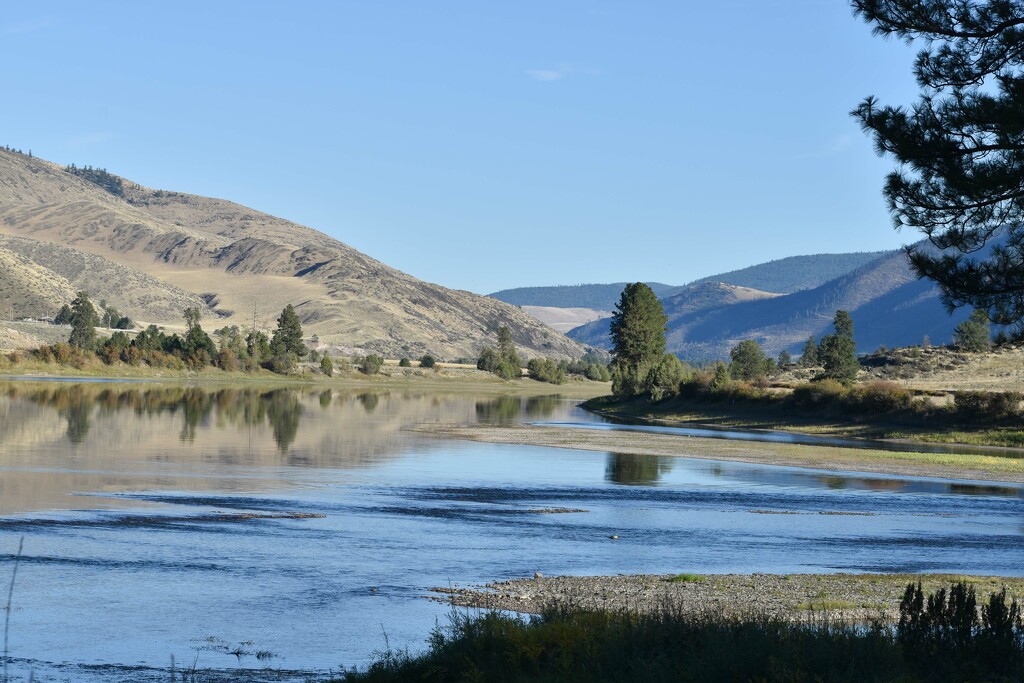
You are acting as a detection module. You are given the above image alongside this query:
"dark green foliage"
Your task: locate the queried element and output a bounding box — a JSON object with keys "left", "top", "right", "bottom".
{"left": 800, "top": 336, "right": 819, "bottom": 367}
{"left": 100, "top": 304, "right": 131, "bottom": 329}
{"left": 398, "top": 357, "right": 412, "bottom": 367}
{"left": 320, "top": 356, "right": 334, "bottom": 377}
{"left": 181, "top": 307, "right": 216, "bottom": 368}
{"left": 53, "top": 304, "right": 72, "bottom": 326}
{"left": 270, "top": 304, "right": 306, "bottom": 359}
{"left": 342, "top": 582, "right": 1024, "bottom": 683}
{"left": 247, "top": 330, "right": 271, "bottom": 365}
{"left": 68, "top": 291, "right": 98, "bottom": 350}
{"left": 953, "top": 309, "right": 992, "bottom": 352}
{"left": 644, "top": 354, "right": 689, "bottom": 401}
{"left": 64, "top": 164, "right": 124, "bottom": 197}
{"left": 359, "top": 354, "right": 384, "bottom": 375}
{"left": 853, "top": 1, "right": 1024, "bottom": 324}
{"left": 898, "top": 581, "right": 1023, "bottom": 681}
{"left": 419, "top": 354, "right": 436, "bottom": 369}
{"left": 610, "top": 283, "right": 667, "bottom": 367}
{"left": 778, "top": 349, "right": 793, "bottom": 368}
{"left": 526, "top": 357, "right": 567, "bottom": 384}
{"left": 610, "top": 283, "right": 668, "bottom": 397}
{"left": 478, "top": 326, "right": 522, "bottom": 380}
{"left": 729, "top": 339, "right": 769, "bottom": 382}
{"left": 954, "top": 390, "right": 1023, "bottom": 419}
{"left": 818, "top": 311, "right": 859, "bottom": 385}
{"left": 566, "top": 352, "right": 611, "bottom": 382}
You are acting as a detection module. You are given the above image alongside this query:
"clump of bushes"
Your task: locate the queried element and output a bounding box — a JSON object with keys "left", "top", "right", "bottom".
{"left": 342, "top": 581, "right": 1024, "bottom": 683}
{"left": 419, "top": 354, "right": 436, "bottom": 369}
{"left": 527, "top": 357, "right": 567, "bottom": 384}
{"left": 398, "top": 358, "right": 412, "bottom": 367}
{"left": 359, "top": 354, "right": 384, "bottom": 375}
{"left": 954, "top": 390, "right": 1022, "bottom": 419}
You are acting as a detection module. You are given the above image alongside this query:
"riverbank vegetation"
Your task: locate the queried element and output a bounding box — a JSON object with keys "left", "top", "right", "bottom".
{"left": 341, "top": 580, "right": 1023, "bottom": 682}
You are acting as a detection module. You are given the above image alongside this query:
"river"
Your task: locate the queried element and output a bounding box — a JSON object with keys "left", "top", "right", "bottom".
{"left": 0, "top": 380, "right": 1020, "bottom": 681}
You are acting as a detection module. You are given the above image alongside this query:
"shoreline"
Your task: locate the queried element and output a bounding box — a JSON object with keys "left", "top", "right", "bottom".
{"left": 432, "top": 572, "right": 1024, "bottom": 621}
{"left": 410, "top": 423, "right": 1024, "bottom": 482}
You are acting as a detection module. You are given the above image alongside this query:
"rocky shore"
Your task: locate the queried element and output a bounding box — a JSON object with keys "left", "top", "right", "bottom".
{"left": 433, "top": 572, "right": 1024, "bottom": 621}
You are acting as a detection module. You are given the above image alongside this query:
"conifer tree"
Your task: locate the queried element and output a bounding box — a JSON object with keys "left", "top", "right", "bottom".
{"left": 271, "top": 304, "right": 306, "bottom": 359}
{"left": 818, "top": 310, "right": 859, "bottom": 385}
{"left": 609, "top": 283, "right": 669, "bottom": 397}
{"left": 853, "top": 1, "right": 1024, "bottom": 324}
{"left": 68, "top": 291, "right": 98, "bottom": 350}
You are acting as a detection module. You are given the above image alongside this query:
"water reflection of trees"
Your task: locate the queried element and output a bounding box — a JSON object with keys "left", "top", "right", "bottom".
{"left": 6, "top": 384, "right": 307, "bottom": 453}
{"left": 605, "top": 453, "right": 673, "bottom": 486}
{"left": 475, "top": 395, "right": 560, "bottom": 424}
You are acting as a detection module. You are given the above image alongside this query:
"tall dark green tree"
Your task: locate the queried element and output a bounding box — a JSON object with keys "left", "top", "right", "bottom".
{"left": 610, "top": 283, "right": 668, "bottom": 366}
{"left": 609, "top": 283, "right": 670, "bottom": 397}
{"left": 953, "top": 309, "right": 992, "bottom": 351}
{"left": 852, "top": 1, "right": 1024, "bottom": 324}
{"left": 818, "top": 310, "right": 859, "bottom": 385}
{"left": 68, "top": 291, "right": 98, "bottom": 350}
{"left": 800, "top": 336, "right": 819, "bottom": 367}
{"left": 729, "top": 339, "right": 769, "bottom": 382}
{"left": 271, "top": 304, "right": 306, "bottom": 358}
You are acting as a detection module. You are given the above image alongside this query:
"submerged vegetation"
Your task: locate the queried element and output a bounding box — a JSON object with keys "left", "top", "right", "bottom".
{"left": 342, "top": 581, "right": 1023, "bottom": 683}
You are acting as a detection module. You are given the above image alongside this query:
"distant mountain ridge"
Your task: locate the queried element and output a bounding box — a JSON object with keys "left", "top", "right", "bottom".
{"left": 489, "top": 252, "right": 890, "bottom": 312}
{"left": 0, "top": 149, "right": 587, "bottom": 359}
{"left": 568, "top": 248, "right": 973, "bottom": 361}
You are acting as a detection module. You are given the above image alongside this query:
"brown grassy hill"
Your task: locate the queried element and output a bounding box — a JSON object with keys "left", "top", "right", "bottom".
{"left": 0, "top": 245, "right": 77, "bottom": 317}
{"left": 0, "top": 149, "right": 586, "bottom": 358}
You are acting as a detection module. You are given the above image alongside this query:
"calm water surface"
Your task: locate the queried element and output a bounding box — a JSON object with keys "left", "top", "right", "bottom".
{"left": 0, "top": 381, "right": 1021, "bottom": 682}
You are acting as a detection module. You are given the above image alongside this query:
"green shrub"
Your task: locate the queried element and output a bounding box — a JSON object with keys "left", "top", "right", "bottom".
{"left": 320, "top": 356, "right": 334, "bottom": 376}
{"left": 849, "top": 380, "right": 913, "bottom": 413}
{"left": 398, "top": 357, "right": 412, "bottom": 367}
{"left": 644, "top": 354, "right": 689, "bottom": 401}
{"left": 954, "top": 390, "right": 1023, "bottom": 419}
{"left": 791, "top": 379, "right": 848, "bottom": 407}
{"left": 359, "top": 354, "right": 384, "bottom": 375}
{"left": 527, "top": 357, "right": 566, "bottom": 384}
{"left": 419, "top": 354, "right": 436, "bottom": 369}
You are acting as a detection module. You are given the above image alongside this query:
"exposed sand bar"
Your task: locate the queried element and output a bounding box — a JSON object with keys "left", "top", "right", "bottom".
{"left": 410, "top": 423, "right": 1024, "bottom": 483}
{"left": 432, "top": 573, "right": 1024, "bottom": 621}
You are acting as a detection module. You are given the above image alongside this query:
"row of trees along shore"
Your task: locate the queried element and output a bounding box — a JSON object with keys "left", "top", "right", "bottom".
{"left": 21, "top": 292, "right": 360, "bottom": 376}
{"left": 606, "top": 278, "right": 1015, "bottom": 405}
{"left": 476, "top": 324, "right": 611, "bottom": 384}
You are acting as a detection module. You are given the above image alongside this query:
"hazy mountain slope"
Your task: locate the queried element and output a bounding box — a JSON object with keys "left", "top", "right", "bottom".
{"left": 520, "top": 306, "right": 612, "bottom": 333}
{"left": 682, "top": 251, "right": 892, "bottom": 295}
{"left": 569, "top": 281, "right": 782, "bottom": 353}
{"left": 568, "top": 251, "right": 972, "bottom": 361}
{"left": 489, "top": 283, "right": 678, "bottom": 310}
{"left": 0, "top": 149, "right": 586, "bottom": 358}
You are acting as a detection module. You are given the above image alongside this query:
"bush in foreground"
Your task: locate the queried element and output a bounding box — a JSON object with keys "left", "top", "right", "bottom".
{"left": 341, "top": 582, "right": 1022, "bottom": 683}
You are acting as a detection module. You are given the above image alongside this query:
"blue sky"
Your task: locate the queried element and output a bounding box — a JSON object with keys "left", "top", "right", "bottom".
{"left": 2, "top": 1, "right": 922, "bottom": 294}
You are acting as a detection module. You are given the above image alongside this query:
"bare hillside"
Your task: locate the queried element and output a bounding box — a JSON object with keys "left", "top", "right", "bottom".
{"left": 0, "top": 150, "right": 586, "bottom": 359}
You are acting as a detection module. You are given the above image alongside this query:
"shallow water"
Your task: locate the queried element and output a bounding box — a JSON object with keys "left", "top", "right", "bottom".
{"left": 0, "top": 381, "right": 1021, "bottom": 681}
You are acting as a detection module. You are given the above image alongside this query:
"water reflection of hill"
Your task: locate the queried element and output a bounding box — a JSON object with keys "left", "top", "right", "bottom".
{"left": 0, "top": 382, "right": 569, "bottom": 515}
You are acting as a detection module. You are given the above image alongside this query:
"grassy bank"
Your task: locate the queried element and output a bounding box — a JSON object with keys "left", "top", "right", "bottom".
{"left": 0, "top": 356, "right": 608, "bottom": 397}
{"left": 341, "top": 579, "right": 1024, "bottom": 682}
{"left": 583, "top": 381, "right": 1024, "bottom": 449}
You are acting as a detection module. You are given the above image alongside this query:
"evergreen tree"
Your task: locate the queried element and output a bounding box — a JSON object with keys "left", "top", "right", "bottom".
{"left": 853, "top": 1, "right": 1024, "bottom": 324}
{"left": 953, "top": 309, "right": 992, "bottom": 352}
{"left": 729, "top": 339, "right": 769, "bottom": 382}
{"left": 800, "top": 336, "right": 819, "bottom": 367}
{"left": 609, "top": 283, "right": 668, "bottom": 396}
{"left": 610, "top": 283, "right": 668, "bottom": 367}
{"left": 181, "top": 307, "right": 216, "bottom": 365}
{"left": 54, "top": 304, "right": 72, "bottom": 326}
{"left": 778, "top": 349, "right": 793, "bottom": 368}
{"left": 68, "top": 291, "right": 98, "bottom": 350}
{"left": 271, "top": 304, "right": 306, "bottom": 358}
{"left": 818, "top": 310, "right": 859, "bottom": 385}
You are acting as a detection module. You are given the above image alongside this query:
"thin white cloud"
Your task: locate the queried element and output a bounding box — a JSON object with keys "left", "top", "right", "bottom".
{"left": 5, "top": 17, "right": 54, "bottom": 35}
{"left": 525, "top": 64, "right": 597, "bottom": 82}
{"left": 527, "top": 68, "right": 568, "bottom": 82}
